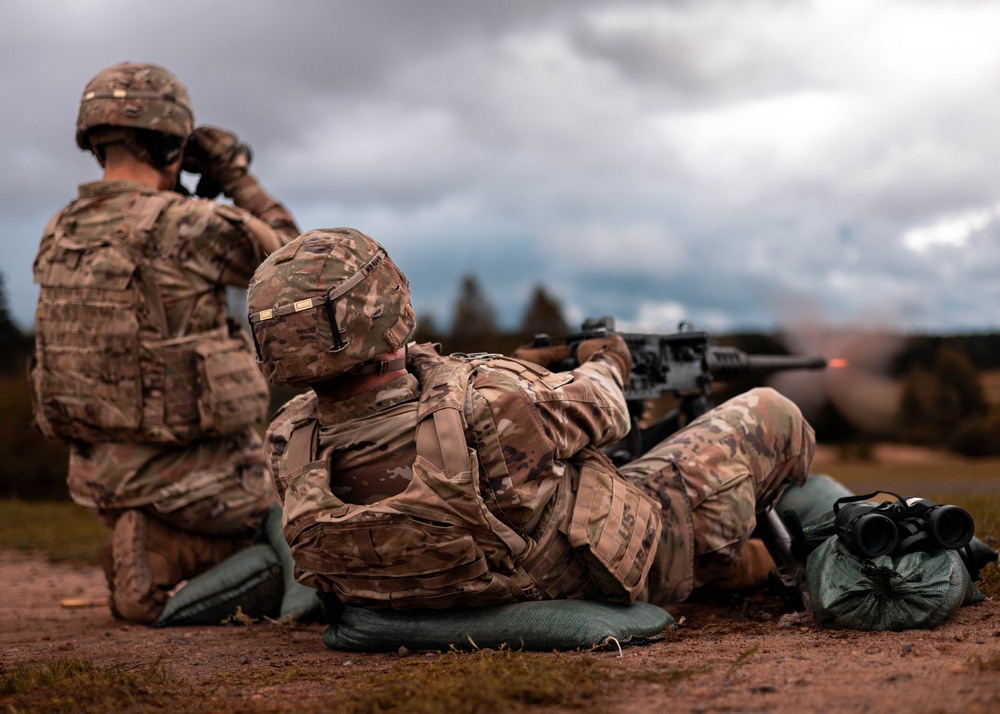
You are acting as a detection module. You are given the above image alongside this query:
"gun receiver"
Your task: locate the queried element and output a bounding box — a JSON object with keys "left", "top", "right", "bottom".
{"left": 534, "top": 315, "right": 827, "bottom": 404}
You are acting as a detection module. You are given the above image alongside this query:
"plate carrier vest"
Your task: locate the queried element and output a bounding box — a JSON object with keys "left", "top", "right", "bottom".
{"left": 31, "top": 192, "right": 269, "bottom": 444}
{"left": 276, "top": 345, "right": 663, "bottom": 609}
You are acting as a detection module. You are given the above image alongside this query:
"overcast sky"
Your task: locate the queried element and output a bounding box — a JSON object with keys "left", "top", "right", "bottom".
{"left": 3, "top": 0, "right": 999, "bottom": 337}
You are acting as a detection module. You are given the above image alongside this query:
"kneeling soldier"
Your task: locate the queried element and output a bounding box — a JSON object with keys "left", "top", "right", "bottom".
{"left": 31, "top": 62, "right": 299, "bottom": 622}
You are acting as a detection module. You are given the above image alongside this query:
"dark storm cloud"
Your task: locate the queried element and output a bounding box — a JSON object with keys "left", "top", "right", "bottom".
{"left": 568, "top": 0, "right": 813, "bottom": 104}
{"left": 2, "top": 0, "right": 999, "bottom": 334}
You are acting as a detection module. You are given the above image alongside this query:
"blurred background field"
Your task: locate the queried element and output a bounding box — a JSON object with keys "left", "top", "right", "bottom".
{"left": 0, "top": 274, "right": 997, "bottom": 593}
{"left": 0, "top": 500, "right": 107, "bottom": 566}
{"left": 3, "top": 274, "right": 1000, "bottom": 501}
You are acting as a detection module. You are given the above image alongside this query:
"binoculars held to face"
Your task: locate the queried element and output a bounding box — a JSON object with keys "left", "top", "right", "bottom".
{"left": 834, "top": 493, "right": 975, "bottom": 560}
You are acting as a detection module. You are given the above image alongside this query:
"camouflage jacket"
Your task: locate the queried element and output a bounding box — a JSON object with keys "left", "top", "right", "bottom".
{"left": 265, "top": 344, "right": 664, "bottom": 609}
{"left": 34, "top": 179, "right": 297, "bottom": 509}
{"left": 44, "top": 179, "right": 296, "bottom": 334}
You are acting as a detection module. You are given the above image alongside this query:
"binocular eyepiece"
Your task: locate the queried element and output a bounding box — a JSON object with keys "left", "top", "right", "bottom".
{"left": 834, "top": 495, "right": 975, "bottom": 560}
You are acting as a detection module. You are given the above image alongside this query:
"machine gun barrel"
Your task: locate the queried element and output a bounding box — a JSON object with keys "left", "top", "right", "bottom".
{"left": 706, "top": 348, "right": 828, "bottom": 383}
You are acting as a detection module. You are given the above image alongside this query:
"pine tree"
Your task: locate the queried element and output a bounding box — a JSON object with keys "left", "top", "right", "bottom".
{"left": 898, "top": 344, "right": 987, "bottom": 447}
{"left": 0, "top": 274, "right": 18, "bottom": 339}
{"left": 0, "top": 273, "right": 30, "bottom": 373}
{"left": 518, "top": 285, "right": 569, "bottom": 342}
{"left": 412, "top": 311, "right": 444, "bottom": 345}
{"left": 448, "top": 274, "right": 498, "bottom": 354}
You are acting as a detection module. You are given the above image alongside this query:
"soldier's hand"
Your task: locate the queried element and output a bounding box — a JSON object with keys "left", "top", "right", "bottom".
{"left": 577, "top": 334, "right": 633, "bottom": 384}
{"left": 184, "top": 126, "right": 252, "bottom": 195}
{"left": 511, "top": 344, "right": 571, "bottom": 368}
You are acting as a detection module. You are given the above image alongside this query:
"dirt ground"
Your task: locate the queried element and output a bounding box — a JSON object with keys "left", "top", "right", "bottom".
{"left": 2, "top": 445, "right": 999, "bottom": 713}
{"left": 1, "top": 550, "right": 998, "bottom": 712}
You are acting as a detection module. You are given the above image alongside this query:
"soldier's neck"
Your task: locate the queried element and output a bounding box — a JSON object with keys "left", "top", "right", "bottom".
{"left": 312, "top": 349, "right": 408, "bottom": 402}
{"left": 313, "top": 371, "right": 407, "bottom": 403}
{"left": 102, "top": 150, "right": 176, "bottom": 191}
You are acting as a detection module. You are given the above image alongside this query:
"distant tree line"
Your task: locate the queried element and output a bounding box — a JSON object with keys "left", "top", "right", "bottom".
{"left": 2, "top": 272, "right": 999, "bottom": 499}
{"left": 896, "top": 344, "right": 999, "bottom": 457}
{"left": 413, "top": 275, "right": 570, "bottom": 356}
{"left": 0, "top": 274, "right": 70, "bottom": 499}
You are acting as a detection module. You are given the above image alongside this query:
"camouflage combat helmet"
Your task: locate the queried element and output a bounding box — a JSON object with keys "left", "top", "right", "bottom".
{"left": 76, "top": 62, "right": 194, "bottom": 152}
{"left": 247, "top": 228, "right": 416, "bottom": 387}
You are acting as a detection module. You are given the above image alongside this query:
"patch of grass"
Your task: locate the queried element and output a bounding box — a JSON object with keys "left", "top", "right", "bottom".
{"left": 220, "top": 606, "right": 259, "bottom": 627}
{"left": 0, "top": 500, "right": 107, "bottom": 565}
{"left": 0, "top": 658, "right": 174, "bottom": 712}
{"left": 726, "top": 644, "right": 759, "bottom": 677}
{"left": 628, "top": 663, "right": 708, "bottom": 685}
{"left": 0, "top": 650, "right": 707, "bottom": 714}
{"left": 347, "top": 649, "right": 613, "bottom": 714}
{"left": 207, "top": 664, "right": 339, "bottom": 689}
{"left": 977, "top": 557, "right": 1000, "bottom": 598}
{"left": 969, "top": 651, "right": 1000, "bottom": 672}
{"left": 819, "top": 457, "right": 1000, "bottom": 491}
{"left": 916, "top": 493, "right": 1000, "bottom": 599}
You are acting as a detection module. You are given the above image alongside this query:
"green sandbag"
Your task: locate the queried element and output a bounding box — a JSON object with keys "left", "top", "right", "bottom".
{"left": 260, "top": 506, "right": 323, "bottom": 621}
{"left": 774, "top": 474, "right": 854, "bottom": 528}
{"left": 806, "top": 536, "right": 984, "bottom": 631}
{"left": 154, "top": 544, "right": 284, "bottom": 627}
{"left": 323, "top": 600, "right": 674, "bottom": 652}
{"left": 771, "top": 474, "right": 996, "bottom": 630}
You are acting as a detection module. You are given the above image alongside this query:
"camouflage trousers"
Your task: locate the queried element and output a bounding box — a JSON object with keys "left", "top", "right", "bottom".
{"left": 621, "top": 387, "right": 815, "bottom": 605}
{"left": 69, "top": 426, "right": 275, "bottom": 537}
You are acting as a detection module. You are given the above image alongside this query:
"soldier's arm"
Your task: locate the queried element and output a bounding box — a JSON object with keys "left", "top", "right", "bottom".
{"left": 225, "top": 173, "right": 299, "bottom": 252}
{"left": 160, "top": 200, "right": 288, "bottom": 289}
{"left": 526, "top": 357, "right": 632, "bottom": 455}
{"left": 263, "top": 392, "right": 318, "bottom": 502}
{"left": 185, "top": 125, "right": 299, "bottom": 257}
{"left": 218, "top": 173, "right": 298, "bottom": 282}
{"left": 473, "top": 358, "right": 631, "bottom": 529}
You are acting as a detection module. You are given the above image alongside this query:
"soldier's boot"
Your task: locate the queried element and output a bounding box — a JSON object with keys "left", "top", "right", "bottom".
{"left": 109, "top": 510, "right": 243, "bottom": 623}
{"left": 100, "top": 538, "right": 124, "bottom": 619}
{"left": 706, "top": 538, "right": 776, "bottom": 590}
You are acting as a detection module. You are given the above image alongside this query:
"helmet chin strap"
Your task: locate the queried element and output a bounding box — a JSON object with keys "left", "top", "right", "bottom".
{"left": 311, "top": 350, "right": 409, "bottom": 402}
{"left": 347, "top": 356, "right": 407, "bottom": 376}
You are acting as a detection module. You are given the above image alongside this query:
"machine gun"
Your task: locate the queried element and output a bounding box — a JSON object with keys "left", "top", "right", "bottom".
{"left": 533, "top": 316, "right": 827, "bottom": 463}
{"left": 534, "top": 316, "right": 828, "bottom": 607}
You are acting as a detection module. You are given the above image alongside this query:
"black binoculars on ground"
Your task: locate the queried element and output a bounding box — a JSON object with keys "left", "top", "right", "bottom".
{"left": 833, "top": 492, "right": 975, "bottom": 559}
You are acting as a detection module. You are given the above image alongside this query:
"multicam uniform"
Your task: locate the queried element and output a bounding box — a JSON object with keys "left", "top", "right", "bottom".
{"left": 33, "top": 177, "right": 298, "bottom": 535}
{"left": 266, "top": 344, "right": 659, "bottom": 609}
{"left": 625, "top": 387, "right": 815, "bottom": 603}
{"left": 265, "top": 345, "right": 815, "bottom": 607}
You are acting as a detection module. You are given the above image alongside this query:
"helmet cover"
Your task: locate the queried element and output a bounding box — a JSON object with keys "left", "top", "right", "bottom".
{"left": 248, "top": 228, "right": 415, "bottom": 386}
{"left": 76, "top": 62, "right": 194, "bottom": 151}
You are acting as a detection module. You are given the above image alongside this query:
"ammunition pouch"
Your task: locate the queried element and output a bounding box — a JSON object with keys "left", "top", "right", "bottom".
{"left": 565, "top": 447, "right": 663, "bottom": 602}
{"left": 159, "top": 328, "right": 270, "bottom": 442}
